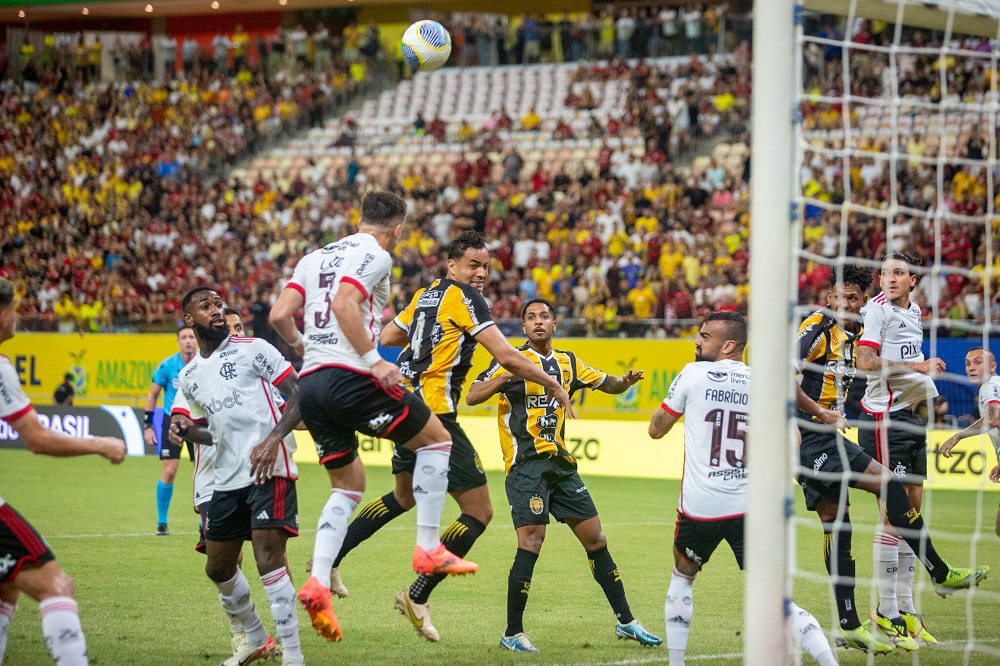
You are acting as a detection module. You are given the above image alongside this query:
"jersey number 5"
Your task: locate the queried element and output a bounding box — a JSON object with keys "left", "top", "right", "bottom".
{"left": 315, "top": 272, "right": 336, "bottom": 329}
{"left": 704, "top": 408, "right": 747, "bottom": 468}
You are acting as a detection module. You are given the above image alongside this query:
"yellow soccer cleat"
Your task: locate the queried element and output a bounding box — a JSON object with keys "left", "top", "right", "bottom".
{"left": 835, "top": 624, "right": 895, "bottom": 654}
{"left": 900, "top": 611, "right": 937, "bottom": 645}
{"left": 868, "top": 611, "right": 918, "bottom": 651}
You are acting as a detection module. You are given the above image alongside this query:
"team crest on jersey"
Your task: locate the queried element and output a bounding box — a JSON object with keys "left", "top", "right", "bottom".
{"left": 220, "top": 362, "right": 238, "bottom": 380}
{"left": 529, "top": 494, "right": 544, "bottom": 515}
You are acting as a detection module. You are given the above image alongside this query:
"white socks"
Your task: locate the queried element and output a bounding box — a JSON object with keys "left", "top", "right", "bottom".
{"left": 39, "top": 597, "right": 88, "bottom": 666}
{"left": 413, "top": 442, "right": 452, "bottom": 552}
{"left": 312, "top": 488, "right": 363, "bottom": 589}
{"left": 664, "top": 569, "right": 694, "bottom": 666}
{"left": 896, "top": 540, "right": 917, "bottom": 615}
{"left": 261, "top": 567, "right": 302, "bottom": 661}
{"left": 787, "top": 601, "right": 837, "bottom": 666}
{"left": 0, "top": 600, "right": 15, "bottom": 664}
{"left": 874, "top": 530, "right": 901, "bottom": 618}
{"left": 215, "top": 570, "right": 268, "bottom": 647}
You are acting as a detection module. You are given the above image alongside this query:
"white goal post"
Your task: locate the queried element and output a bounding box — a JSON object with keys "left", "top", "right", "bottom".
{"left": 747, "top": 0, "right": 1000, "bottom": 663}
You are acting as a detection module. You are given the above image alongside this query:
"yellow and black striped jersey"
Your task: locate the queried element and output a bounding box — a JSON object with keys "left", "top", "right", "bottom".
{"left": 797, "top": 310, "right": 861, "bottom": 421}
{"left": 476, "top": 344, "right": 607, "bottom": 474}
{"left": 394, "top": 279, "right": 495, "bottom": 414}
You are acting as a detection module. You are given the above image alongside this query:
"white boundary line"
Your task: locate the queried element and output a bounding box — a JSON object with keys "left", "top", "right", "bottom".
{"left": 536, "top": 639, "right": 1000, "bottom": 666}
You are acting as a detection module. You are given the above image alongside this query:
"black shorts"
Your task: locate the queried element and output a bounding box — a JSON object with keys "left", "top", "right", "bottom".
{"left": 674, "top": 511, "right": 745, "bottom": 570}
{"left": 392, "top": 413, "right": 487, "bottom": 492}
{"left": 0, "top": 503, "right": 56, "bottom": 583}
{"left": 858, "top": 409, "right": 927, "bottom": 483}
{"left": 505, "top": 456, "right": 598, "bottom": 529}
{"left": 159, "top": 412, "right": 195, "bottom": 461}
{"left": 300, "top": 367, "right": 433, "bottom": 470}
{"left": 206, "top": 477, "right": 298, "bottom": 543}
{"left": 797, "top": 421, "right": 873, "bottom": 512}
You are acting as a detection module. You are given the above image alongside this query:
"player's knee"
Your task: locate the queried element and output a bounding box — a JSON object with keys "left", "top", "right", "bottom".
{"left": 394, "top": 488, "right": 416, "bottom": 511}
{"left": 586, "top": 531, "right": 608, "bottom": 552}
{"left": 205, "top": 560, "right": 236, "bottom": 583}
{"left": 519, "top": 530, "right": 545, "bottom": 553}
{"left": 46, "top": 568, "right": 74, "bottom": 599}
{"left": 476, "top": 503, "right": 494, "bottom": 526}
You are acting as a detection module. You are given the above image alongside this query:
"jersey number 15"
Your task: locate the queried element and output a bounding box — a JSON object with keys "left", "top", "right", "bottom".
{"left": 705, "top": 408, "right": 747, "bottom": 468}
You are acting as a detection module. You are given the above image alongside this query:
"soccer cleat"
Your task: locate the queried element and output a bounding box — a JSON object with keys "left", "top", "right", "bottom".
{"left": 834, "top": 625, "right": 894, "bottom": 654}
{"left": 329, "top": 567, "right": 349, "bottom": 599}
{"left": 412, "top": 543, "right": 479, "bottom": 576}
{"left": 230, "top": 632, "right": 247, "bottom": 654}
{"left": 281, "top": 658, "right": 304, "bottom": 666}
{"left": 305, "top": 558, "right": 349, "bottom": 598}
{"left": 220, "top": 635, "right": 277, "bottom": 666}
{"left": 935, "top": 565, "right": 989, "bottom": 597}
{"left": 298, "top": 576, "right": 343, "bottom": 642}
{"left": 394, "top": 590, "right": 440, "bottom": 642}
{"left": 615, "top": 619, "right": 663, "bottom": 646}
{"left": 869, "top": 611, "right": 918, "bottom": 651}
{"left": 500, "top": 632, "right": 540, "bottom": 652}
{"left": 900, "top": 611, "right": 937, "bottom": 645}
{"left": 156, "top": 523, "right": 169, "bottom": 536}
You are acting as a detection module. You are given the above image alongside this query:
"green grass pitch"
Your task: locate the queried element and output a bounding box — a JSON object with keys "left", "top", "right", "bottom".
{"left": 1, "top": 451, "right": 998, "bottom": 665}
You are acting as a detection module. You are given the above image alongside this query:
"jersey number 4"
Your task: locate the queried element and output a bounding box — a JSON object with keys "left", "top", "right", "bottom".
{"left": 704, "top": 408, "right": 747, "bottom": 468}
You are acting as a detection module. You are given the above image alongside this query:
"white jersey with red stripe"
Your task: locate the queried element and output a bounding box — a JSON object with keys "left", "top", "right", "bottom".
{"left": 172, "top": 336, "right": 297, "bottom": 493}
{"left": 286, "top": 232, "right": 393, "bottom": 377}
{"left": 858, "top": 292, "right": 937, "bottom": 413}
{"left": 661, "top": 358, "right": 749, "bottom": 520}
{"left": 978, "top": 375, "right": 1000, "bottom": 457}
{"left": 174, "top": 361, "right": 288, "bottom": 508}
{"left": 0, "top": 354, "right": 34, "bottom": 508}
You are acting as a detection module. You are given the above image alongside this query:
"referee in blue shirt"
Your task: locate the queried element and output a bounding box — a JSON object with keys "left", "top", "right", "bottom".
{"left": 144, "top": 326, "right": 198, "bottom": 535}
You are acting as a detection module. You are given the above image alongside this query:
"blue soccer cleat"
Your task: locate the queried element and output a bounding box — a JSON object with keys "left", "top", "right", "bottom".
{"left": 615, "top": 619, "right": 663, "bottom": 646}
{"left": 500, "top": 632, "right": 540, "bottom": 652}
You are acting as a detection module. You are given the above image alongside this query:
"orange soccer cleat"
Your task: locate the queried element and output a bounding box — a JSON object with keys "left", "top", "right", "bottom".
{"left": 412, "top": 543, "right": 479, "bottom": 576}
{"left": 297, "top": 576, "right": 343, "bottom": 642}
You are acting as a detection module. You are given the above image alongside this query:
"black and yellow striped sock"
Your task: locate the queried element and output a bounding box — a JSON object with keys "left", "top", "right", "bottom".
{"left": 409, "top": 513, "right": 486, "bottom": 604}
{"left": 333, "top": 492, "right": 406, "bottom": 567}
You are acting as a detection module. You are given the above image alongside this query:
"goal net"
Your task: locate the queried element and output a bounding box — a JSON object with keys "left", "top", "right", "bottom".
{"left": 748, "top": 0, "right": 1000, "bottom": 662}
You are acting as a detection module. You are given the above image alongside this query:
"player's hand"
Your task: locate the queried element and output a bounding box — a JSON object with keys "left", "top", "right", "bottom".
{"left": 549, "top": 386, "right": 576, "bottom": 419}
{"left": 917, "top": 357, "right": 946, "bottom": 376}
{"left": 97, "top": 437, "right": 127, "bottom": 464}
{"left": 372, "top": 359, "right": 403, "bottom": 389}
{"left": 990, "top": 464, "right": 1000, "bottom": 483}
{"left": 818, "top": 408, "right": 849, "bottom": 431}
{"left": 940, "top": 434, "right": 960, "bottom": 458}
{"left": 143, "top": 426, "right": 156, "bottom": 447}
{"left": 169, "top": 416, "right": 193, "bottom": 446}
{"left": 621, "top": 369, "right": 644, "bottom": 387}
{"left": 250, "top": 436, "right": 279, "bottom": 485}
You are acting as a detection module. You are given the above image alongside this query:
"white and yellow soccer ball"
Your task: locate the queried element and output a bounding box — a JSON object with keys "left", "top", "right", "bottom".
{"left": 401, "top": 20, "right": 452, "bottom": 72}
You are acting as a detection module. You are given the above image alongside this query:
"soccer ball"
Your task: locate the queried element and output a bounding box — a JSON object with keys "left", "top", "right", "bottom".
{"left": 401, "top": 20, "right": 452, "bottom": 72}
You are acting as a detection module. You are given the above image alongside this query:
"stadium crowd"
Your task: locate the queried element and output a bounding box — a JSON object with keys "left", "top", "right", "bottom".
{"left": 1, "top": 9, "right": 996, "bottom": 341}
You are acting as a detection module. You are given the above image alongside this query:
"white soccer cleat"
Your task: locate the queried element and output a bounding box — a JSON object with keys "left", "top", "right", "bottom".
{"left": 221, "top": 635, "right": 277, "bottom": 666}
{"left": 329, "top": 567, "right": 349, "bottom": 599}
{"left": 229, "top": 632, "right": 246, "bottom": 654}
{"left": 394, "top": 590, "right": 440, "bottom": 642}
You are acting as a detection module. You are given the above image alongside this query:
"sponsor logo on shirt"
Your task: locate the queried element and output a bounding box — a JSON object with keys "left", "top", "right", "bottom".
{"left": 203, "top": 390, "right": 244, "bottom": 415}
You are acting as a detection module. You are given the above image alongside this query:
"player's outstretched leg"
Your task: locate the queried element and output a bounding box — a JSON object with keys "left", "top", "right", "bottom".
{"left": 207, "top": 541, "right": 275, "bottom": 665}
{"left": 501, "top": 545, "right": 540, "bottom": 653}
{"left": 570, "top": 516, "right": 662, "bottom": 647}
{"left": 398, "top": 511, "right": 488, "bottom": 642}
{"left": 664, "top": 568, "right": 694, "bottom": 666}
{"left": 405, "top": 419, "right": 478, "bottom": 576}
{"left": 0, "top": 586, "right": 16, "bottom": 663}
{"left": 786, "top": 601, "right": 838, "bottom": 666}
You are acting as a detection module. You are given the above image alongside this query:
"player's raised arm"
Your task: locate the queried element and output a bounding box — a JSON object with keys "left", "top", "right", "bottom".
{"left": 941, "top": 401, "right": 1000, "bottom": 458}
{"left": 649, "top": 366, "right": 688, "bottom": 439}
{"left": 379, "top": 317, "right": 409, "bottom": 348}
{"left": 11, "top": 409, "right": 126, "bottom": 464}
{"left": 269, "top": 285, "right": 305, "bottom": 356}
{"left": 596, "top": 369, "right": 643, "bottom": 394}
{"left": 473, "top": 325, "right": 574, "bottom": 417}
